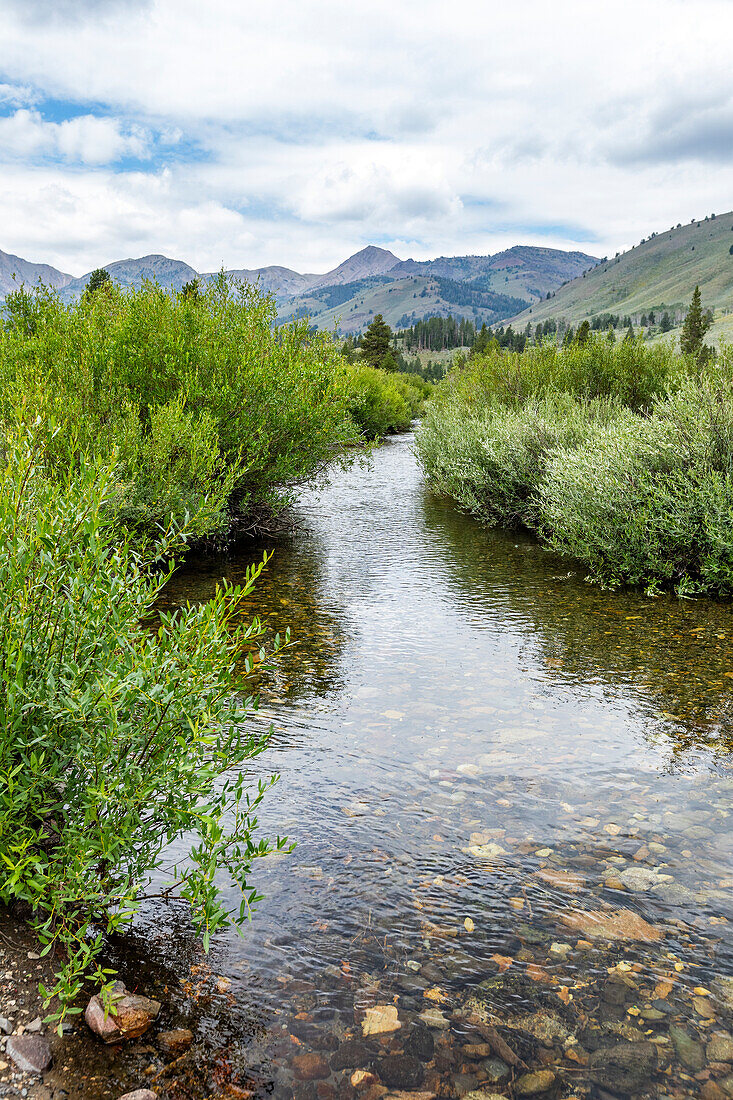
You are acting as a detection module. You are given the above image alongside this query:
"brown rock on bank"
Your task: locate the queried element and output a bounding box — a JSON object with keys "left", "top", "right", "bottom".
{"left": 85, "top": 981, "right": 161, "bottom": 1043}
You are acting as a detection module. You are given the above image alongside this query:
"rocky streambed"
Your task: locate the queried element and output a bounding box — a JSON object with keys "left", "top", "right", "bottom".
{"left": 6, "top": 432, "right": 733, "bottom": 1099}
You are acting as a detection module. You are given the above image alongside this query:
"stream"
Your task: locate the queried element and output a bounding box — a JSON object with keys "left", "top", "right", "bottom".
{"left": 58, "top": 432, "right": 733, "bottom": 1098}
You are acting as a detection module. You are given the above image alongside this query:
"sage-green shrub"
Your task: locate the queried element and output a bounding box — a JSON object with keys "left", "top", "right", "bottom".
{"left": 540, "top": 370, "right": 733, "bottom": 594}
{"left": 416, "top": 392, "right": 622, "bottom": 528}
{"left": 0, "top": 425, "right": 289, "bottom": 1023}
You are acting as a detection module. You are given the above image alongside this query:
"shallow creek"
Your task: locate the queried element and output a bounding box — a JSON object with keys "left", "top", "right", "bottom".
{"left": 44, "top": 433, "right": 733, "bottom": 1097}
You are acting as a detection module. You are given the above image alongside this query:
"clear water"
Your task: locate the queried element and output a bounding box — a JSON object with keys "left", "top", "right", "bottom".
{"left": 95, "top": 433, "right": 733, "bottom": 1099}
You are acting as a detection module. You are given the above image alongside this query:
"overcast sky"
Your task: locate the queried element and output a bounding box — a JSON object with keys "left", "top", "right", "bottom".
{"left": 1, "top": 0, "right": 732, "bottom": 275}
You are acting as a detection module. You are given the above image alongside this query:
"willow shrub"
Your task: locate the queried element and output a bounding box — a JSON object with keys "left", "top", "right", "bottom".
{"left": 0, "top": 425, "right": 290, "bottom": 1024}
{"left": 541, "top": 368, "right": 733, "bottom": 595}
{"left": 437, "top": 333, "right": 681, "bottom": 412}
{"left": 344, "top": 363, "right": 429, "bottom": 439}
{"left": 0, "top": 277, "right": 356, "bottom": 539}
{"left": 416, "top": 392, "right": 621, "bottom": 528}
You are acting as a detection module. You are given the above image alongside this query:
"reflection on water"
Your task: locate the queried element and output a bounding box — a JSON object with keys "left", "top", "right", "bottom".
{"left": 112, "top": 434, "right": 733, "bottom": 1098}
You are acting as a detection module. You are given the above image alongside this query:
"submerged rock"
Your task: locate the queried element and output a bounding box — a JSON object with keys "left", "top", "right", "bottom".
{"left": 157, "top": 1028, "right": 194, "bottom": 1056}
{"left": 118, "top": 1092, "right": 158, "bottom": 1100}
{"left": 330, "top": 1039, "right": 375, "bottom": 1070}
{"left": 375, "top": 1053, "right": 425, "bottom": 1089}
{"left": 362, "top": 1004, "right": 401, "bottom": 1036}
{"left": 292, "top": 1051, "right": 330, "bottom": 1080}
{"left": 85, "top": 981, "right": 161, "bottom": 1043}
{"left": 669, "top": 1022, "right": 705, "bottom": 1070}
{"left": 514, "top": 1069, "right": 556, "bottom": 1095}
{"left": 560, "top": 907, "right": 663, "bottom": 943}
{"left": 404, "top": 1024, "right": 434, "bottom": 1062}
{"left": 588, "top": 1040, "right": 657, "bottom": 1093}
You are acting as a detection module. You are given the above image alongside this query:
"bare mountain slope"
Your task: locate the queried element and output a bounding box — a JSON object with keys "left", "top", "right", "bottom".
{"left": 0, "top": 248, "right": 72, "bottom": 297}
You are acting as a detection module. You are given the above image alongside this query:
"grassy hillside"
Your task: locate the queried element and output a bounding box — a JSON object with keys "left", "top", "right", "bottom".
{"left": 511, "top": 212, "right": 733, "bottom": 331}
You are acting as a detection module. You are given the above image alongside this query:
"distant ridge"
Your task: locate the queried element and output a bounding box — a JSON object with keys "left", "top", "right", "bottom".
{"left": 0, "top": 248, "right": 72, "bottom": 297}
{"left": 0, "top": 241, "right": 599, "bottom": 332}
{"left": 508, "top": 212, "right": 733, "bottom": 330}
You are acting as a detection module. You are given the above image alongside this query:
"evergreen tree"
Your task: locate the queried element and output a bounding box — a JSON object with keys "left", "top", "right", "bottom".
{"left": 84, "top": 268, "right": 111, "bottom": 298}
{"left": 680, "top": 285, "right": 712, "bottom": 363}
{"left": 623, "top": 324, "right": 635, "bottom": 343}
{"left": 562, "top": 326, "right": 574, "bottom": 348}
{"left": 361, "top": 314, "right": 393, "bottom": 369}
{"left": 660, "top": 311, "right": 672, "bottom": 332}
{"left": 574, "top": 320, "right": 591, "bottom": 346}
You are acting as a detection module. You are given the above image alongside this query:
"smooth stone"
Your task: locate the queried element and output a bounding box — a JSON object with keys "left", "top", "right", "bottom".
{"left": 514, "top": 1069, "right": 556, "bottom": 1095}
{"left": 482, "top": 1058, "right": 510, "bottom": 1084}
{"left": 461, "top": 1093, "right": 505, "bottom": 1100}
{"left": 418, "top": 1007, "right": 449, "bottom": 1029}
{"left": 292, "top": 1052, "right": 330, "bottom": 1080}
{"left": 362, "top": 1004, "right": 401, "bottom": 1036}
{"left": 25, "top": 1017, "right": 43, "bottom": 1034}
{"left": 330, "top": 1040, "right": 375, "bottom": 1071}
{"left": 404, "top": 1024, "right": 434, "bottom": 1062}
{"left": 375, "top": 1054, "right": 424, "bottom": 1090}
{"left": 560, "top": 907, "right": 663, "bottom": 943}
{"left": 588, "top": 1041, "right": 657, "bottom": 1093}
{"left": 118, "top": 1093, "right": 158, "bottom": 1100}
{"left": 157, "top": 1028, "right": 194, "bottom": 1056}
{"left": 653, "top": 883, "right": 695, "bottom": 904}
{"left": 669, "top": 1023, "right": 705, "bottom": 1070}
{"left": 6, "top": 1035, "right": 52, "bottom": 1074}
{"left": 712, "top": 977, "right": 733, "bottom": 1015}
{"left": 0, "top": 1017, "right": 11, "bottom": 1034}
{"left": 85, "top": 982, "right": 161, "bottom": 1044}
{"left": 617, "top": 866, "right": 672, "bottom": 892}
{"left": 708, "top": 1033, "right": 733, "bottom": 1062}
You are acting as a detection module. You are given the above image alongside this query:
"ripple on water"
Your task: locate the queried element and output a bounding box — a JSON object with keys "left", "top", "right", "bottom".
{"left": 116, "top": 433, "right": 733, "bottom": 1099}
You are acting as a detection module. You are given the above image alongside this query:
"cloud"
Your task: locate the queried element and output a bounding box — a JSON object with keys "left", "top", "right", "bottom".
{"left": 0, "top": 0, "right": 732, "bottom": 273}
{"left": 0, "top": 109, "right": 150, "bottom": 164}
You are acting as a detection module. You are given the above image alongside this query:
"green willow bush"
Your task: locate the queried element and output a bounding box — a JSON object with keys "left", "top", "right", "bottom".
{"left": 0, "top": 277, "right": 380, "bottom": 540}
{"left": 541, "top": 370, "right": 733, "bottom": 595}
{"left": 417, "top": 334, "right": 733, "bottom": 595}
{"left": 344, "top": 363, "right": 429, "bottom": 439}
{"left": 0, "top": 425, "right": 290, "bottom": 1023}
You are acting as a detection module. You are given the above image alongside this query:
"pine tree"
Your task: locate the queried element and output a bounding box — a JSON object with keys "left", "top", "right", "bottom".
{"left": 660, "top": 311, "right": 672, "bottom": 333}
{"left": 84, "top": 268, "right": 111, "bottom": 297}
{"left": 680, "top": 285, "right": 712, "bottom": 363}
{"left": 361, "top": 314, "right": 393, "bottom": 369}
{"left": 574, "top": 320, "right": 591, "bottom": 346}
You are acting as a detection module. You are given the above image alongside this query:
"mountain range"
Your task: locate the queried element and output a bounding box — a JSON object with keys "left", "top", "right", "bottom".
{"left": 0, "top": 243, "right": 598, "bottom": 332}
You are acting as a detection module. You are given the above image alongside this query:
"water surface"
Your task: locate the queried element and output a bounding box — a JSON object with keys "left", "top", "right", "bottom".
{"left": 118, "top": 433, "right": 733, "bottom": 1098}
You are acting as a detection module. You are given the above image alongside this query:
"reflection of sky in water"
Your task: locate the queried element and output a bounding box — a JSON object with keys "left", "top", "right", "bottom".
{"left": 143, "top": 432, "right": 733, "bottom": 1096}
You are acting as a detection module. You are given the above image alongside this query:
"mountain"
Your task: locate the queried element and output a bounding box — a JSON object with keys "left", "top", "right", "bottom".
{"left": 0, "top": 248, "right": 72, "bottom": 297}
{"left": 509, "top": 212, "right": 733, "bottom": 331}
{"left": 279, "top": 245, "right": 598, "bottom": 332}
{"left": 62, "top": 254, "right": 199, "bottom": 300}
{"left": 1, "top": 242, "right": 599, "bottom": 333}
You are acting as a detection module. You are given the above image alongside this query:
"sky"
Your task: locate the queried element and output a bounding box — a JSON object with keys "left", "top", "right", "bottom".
{"left": 1, "top": 0, "right": 732, "bottom": 276}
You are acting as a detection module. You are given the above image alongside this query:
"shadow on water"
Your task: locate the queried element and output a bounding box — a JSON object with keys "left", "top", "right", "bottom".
{"left": 67, "top": 433, "right": 733, "bottom": 1100}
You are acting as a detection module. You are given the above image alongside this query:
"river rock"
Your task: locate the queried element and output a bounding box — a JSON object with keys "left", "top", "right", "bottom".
{"left": 560, "top": 907, "right": 663, "bottom": 943}
{"left": 362, "top": 1004, "right": 401, "bottom": 1036}
{"left": 712, "top": 976, "right": 733, "bottom": 1016}
{"left": 85, "top": 981, "right": 161, "bottom": 1043}
{"left": 118, "top": 1092, "right": 158, "bottom": 1100}
{"left": 375, "top": 1054, "right": 424, "bottom": 1089}
{"left": 404, "top": 1024, "right": 434, "bottom": 1062}
{"left": 331, "top": 1039, "right": 375, "bottom": 1070}
{"left": 669, "top": 1022, "right": 705, "bottom": 1070}
{"left": 418, "top": 1007, "right": 449, "bottom": 1029}
{"left": 157, "top": 1028, "right": 194, "bottom": 1056}
{"left": 616, "top": 866, "right": 672, "bottom": 892}
{"left": 588, "top": 1041, "right": 657, "bottom": 1093}
{"left": 483, "top": 1058, "right": 510, "bottom": 1084}
{"left": 708, "top": 1032, "right": 733, "bottom": 1062}
{"left": 514, "top": 1069, "right": 556, "bottom": 1095}
{"left": 292, "top": 1052, "right": 330, "bottom": 1080}
{"left": 462, "top": 1093, "right": 505, "bottom": 1100}
{"left": 6, "top": 1035, "right": 52, "bottom": 1074}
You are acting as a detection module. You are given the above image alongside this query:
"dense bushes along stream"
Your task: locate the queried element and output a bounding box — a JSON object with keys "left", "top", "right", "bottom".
{"left": 416, "top": 336, "right": 733, "bottom": 596}
{"left": 0, "top": 276, "right": 428, "bottom": 1023}
{"left": 0, "top": 276, "right": 428, "bottom": 541}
